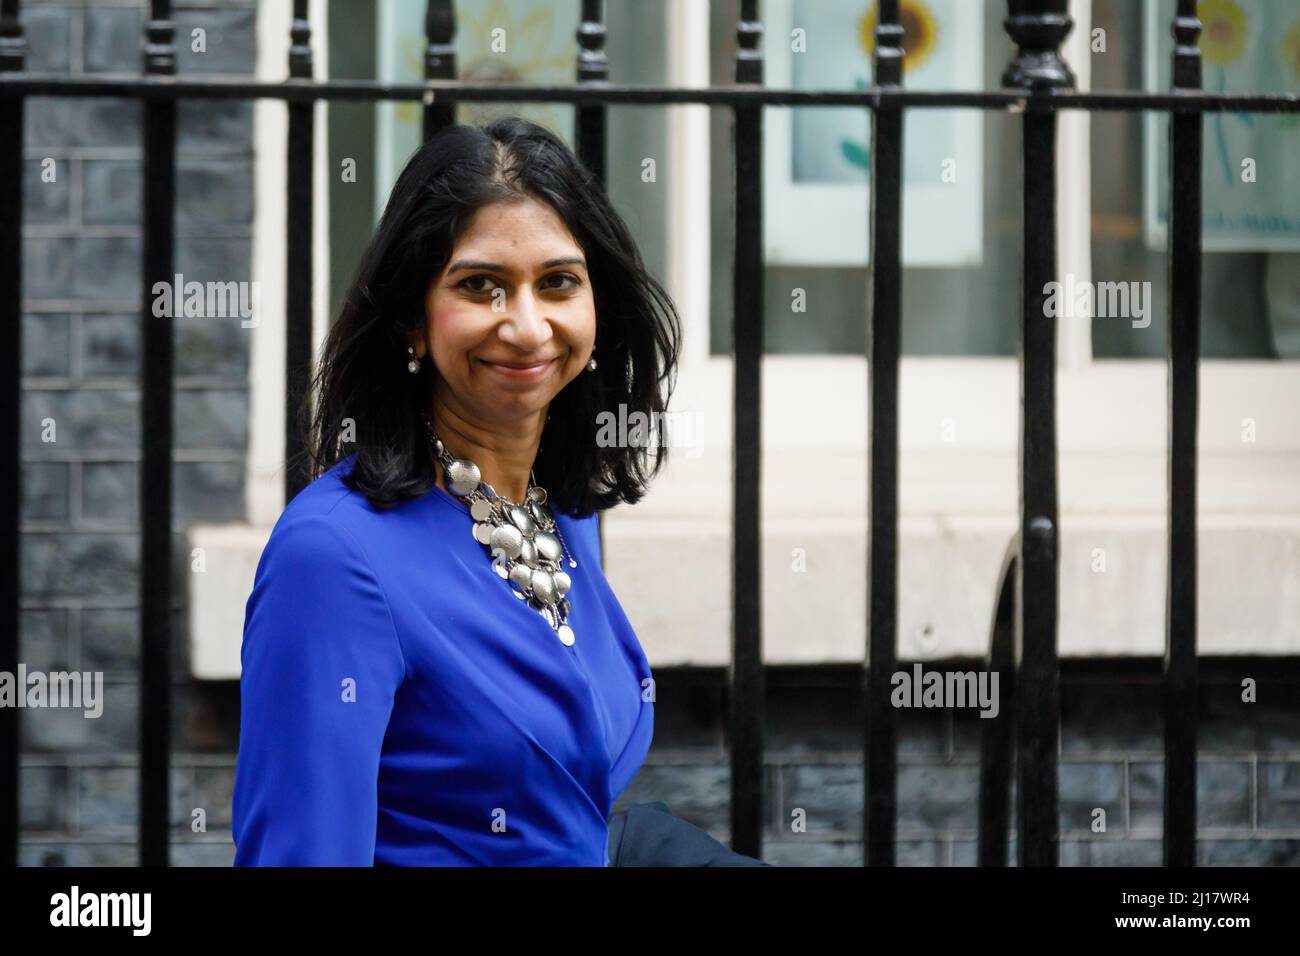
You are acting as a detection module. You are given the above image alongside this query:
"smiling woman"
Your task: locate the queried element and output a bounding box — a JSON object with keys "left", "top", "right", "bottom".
{"left": 305, "top": 116, "right": 682, "bottom": 513}
{"left": 228, "top": 117, "right": 703, "bottom": 866}
{"left": 414, "top": 196, "right": 599, "bottom": 505}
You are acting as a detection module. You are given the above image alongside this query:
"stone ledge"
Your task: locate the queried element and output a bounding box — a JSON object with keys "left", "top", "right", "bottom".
{"left": 187, "top": 514, "right": 1300, "bottom": 679}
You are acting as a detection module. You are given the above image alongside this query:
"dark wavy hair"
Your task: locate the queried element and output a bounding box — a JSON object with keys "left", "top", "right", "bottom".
{"left": 297, "top": 116, "right": 682, "bottom": 518}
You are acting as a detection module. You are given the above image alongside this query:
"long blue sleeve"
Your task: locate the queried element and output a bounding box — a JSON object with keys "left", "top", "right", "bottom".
{"left": 232, "top": 514, "right": 407, "bottom": 865}
{"left": 228, "top": 456, "right": 654, "bottom": 865}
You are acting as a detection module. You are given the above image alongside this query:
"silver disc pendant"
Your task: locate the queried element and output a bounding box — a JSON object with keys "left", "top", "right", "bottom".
{"left": 509, "top": 505, "right": 535, "bottom": 536}
{"left": 531, "top": 569, "right": 557, "bottom": 605}
{"left": 470, "top": 498, "right": 494, "bottom": 522}
{"left": 473, "top": 522, "right": 494, "bottom": 546}
{"left": 508, "top": 562, "right": 532, "bottom": 590}
{"left": 534, "top": 532, "right": 562, "bottom": 563}
{"left": 489, "top": 524, "right": 523, "bottom": 559}
{"left": 557, "top": 624, "right": 575, "bottom": 646}
{"left": 446, "top": 459, "right": 481, "bottom": 496}
{"left": 527, "top": 486, "right": 547, "bottom": 505}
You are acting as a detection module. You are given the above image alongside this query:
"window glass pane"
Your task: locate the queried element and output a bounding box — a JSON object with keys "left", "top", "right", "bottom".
{"left": 373, "top": 0, "right": 580, "bottom": 217}
{"left": 338, "top": 1, "right": 671, "bottom": 328}
{"left": 1090, "top": 0, "right": 1300, "bottom": 359}
{"left": 710, "top": 0, "right": 1018, "bottom": 357}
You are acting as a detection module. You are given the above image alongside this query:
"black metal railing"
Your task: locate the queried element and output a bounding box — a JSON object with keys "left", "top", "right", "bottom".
{"left": 2, "top": 0, "right": 1299, "bottom": 868}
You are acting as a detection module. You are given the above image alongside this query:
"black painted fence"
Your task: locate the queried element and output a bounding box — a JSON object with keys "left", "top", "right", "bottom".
{"left": 2, "top": 0, "right": 1298, "bottom": 868}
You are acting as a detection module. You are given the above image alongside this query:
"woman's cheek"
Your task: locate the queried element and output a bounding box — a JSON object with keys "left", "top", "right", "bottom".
{"left": 427, "top": 298, "right": 481, "bottom": 339}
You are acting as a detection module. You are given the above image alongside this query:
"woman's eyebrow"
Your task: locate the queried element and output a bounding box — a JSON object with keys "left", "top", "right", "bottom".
{"left": 445, "top": 256, "right": 587, "bottom": 275}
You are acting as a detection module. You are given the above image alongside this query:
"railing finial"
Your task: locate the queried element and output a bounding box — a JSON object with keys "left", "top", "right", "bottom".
{"left": 1002, "top": 0, "right": 1075, "bottom": 91}
{"left": 736, "top": 0, "right": 762, "bottom": 85}
{"left": 425, "top": 0, "right": 455, "bottom": 82}
{"left": 574, "top": 0, "right": 607, "bottom": 184}
{"left": 423, "top": 0, "right": 456, "bottom": 139}
{"left": 0, "top": 0, "right": 25, "bottom": 73}
{"left": 577, "top": 0, "right": 607, "bottom": 84}
{"left": 1171, "top": 0, "right": 1202, "bottom": 91}
{"left": 143, "top": 0, "right": 175, "bottom": 76}
{"left": 873, "top": 0, "right": 904, "bottom": 89}
{"left": 289, "top": 0, "right": 313, "bottom": 80}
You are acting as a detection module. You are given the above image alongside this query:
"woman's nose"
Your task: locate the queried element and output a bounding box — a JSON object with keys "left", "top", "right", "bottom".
{"left": 498, "top": 287, "right": 553, "bottom": 348}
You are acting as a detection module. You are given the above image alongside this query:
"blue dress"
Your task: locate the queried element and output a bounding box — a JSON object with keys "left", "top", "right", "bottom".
{"left": 231, "top": 454, "right": 655, "bottom": 865}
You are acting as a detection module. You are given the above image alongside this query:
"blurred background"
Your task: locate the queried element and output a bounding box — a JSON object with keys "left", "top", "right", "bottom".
{"left": 11, "top": 0, "right": 1300, "bottom": 865}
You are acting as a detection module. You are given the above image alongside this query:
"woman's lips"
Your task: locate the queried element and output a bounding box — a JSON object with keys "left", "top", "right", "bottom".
{"left": 479, "top": 357, "right": 556, "bottom": 380}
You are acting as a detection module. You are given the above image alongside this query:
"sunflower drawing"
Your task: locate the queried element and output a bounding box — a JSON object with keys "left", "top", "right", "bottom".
{"left": 394, "top": 0, "right": 571, "bottom": 130}
{"left": 859, "top": 0, "right": 939, "bottom": 75}
{"left": 1283, "top": 18, "right": 1300, "bottom": 82}
{"left": 1198, "top": 0, "right": 1247, "bottom": 67}
{"left": 840, "top": 1, "right": 940, "bottom": 171}
{"left": 1195, "top": 0, "right": 1254, "bottom": 184}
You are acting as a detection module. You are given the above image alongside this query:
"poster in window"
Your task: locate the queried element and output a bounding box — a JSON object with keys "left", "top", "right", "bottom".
{"left": 1144, "top": 0, "right": 1300, "bottom": 251}
{"left": 763, "top": 0, "right": 985, "bottom": 267}
{"left": 375, "top": 0, "right": 576, "bottom": 224}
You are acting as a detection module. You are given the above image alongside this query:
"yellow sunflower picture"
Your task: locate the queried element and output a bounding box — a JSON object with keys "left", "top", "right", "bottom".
{"left": 1198, "top": 0, "right": 1247, "bottom": 67}
{"left": 860, "top": 0, "right": 939, "bottom": 75}
{"left": 1283, "top": 18, "right": 1300, "bottom": 81}
{"left": 393, "top": 0, "right": 572, "bottom": 130}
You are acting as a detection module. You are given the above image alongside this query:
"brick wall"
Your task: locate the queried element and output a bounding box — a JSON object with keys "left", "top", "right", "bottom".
{"left": 18, "top": 0, "right": 253, "bottom": 866}
{"left": 623, "top": 666, "right": 1300, "bottom": 866}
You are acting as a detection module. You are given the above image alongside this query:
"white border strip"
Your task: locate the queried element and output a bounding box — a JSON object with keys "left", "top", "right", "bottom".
{"left": 247, "top": 0, "right": 330, "bottom": 526}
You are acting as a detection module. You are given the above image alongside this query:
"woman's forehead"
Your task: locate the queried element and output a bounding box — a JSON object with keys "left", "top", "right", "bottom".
{"left": 446, "top": 203, "right": 584, "bottom": 267}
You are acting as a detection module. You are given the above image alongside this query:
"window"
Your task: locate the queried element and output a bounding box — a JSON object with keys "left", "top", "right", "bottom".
{"left": 201, "top": 0, "right": 1300, "bottom": 677}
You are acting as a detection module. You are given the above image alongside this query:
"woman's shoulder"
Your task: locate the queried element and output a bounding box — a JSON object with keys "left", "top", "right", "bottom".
{"left": 553, "top": 505, "right": 605, "bottom": 566}
{"left": 276, "top": 453, "right": 419, "bottom": 530}
{"left": 280, "top": 454, "right": 359, "bottom": 517}
{"left": 260, "top": 455, "right": 389, "bottom": 565}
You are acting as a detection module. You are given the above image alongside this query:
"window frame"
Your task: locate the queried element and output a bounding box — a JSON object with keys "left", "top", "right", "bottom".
{"left": 204, "top": 0, "right": 1300, "bottom": 679}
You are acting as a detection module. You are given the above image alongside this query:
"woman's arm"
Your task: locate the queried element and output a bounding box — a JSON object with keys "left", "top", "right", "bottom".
{"left": 231, "top": 514, "right": 406, "bottom": 865}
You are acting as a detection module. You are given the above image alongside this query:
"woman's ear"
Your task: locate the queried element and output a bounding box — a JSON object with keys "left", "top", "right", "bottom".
{"left": 407, "top": 330, "right": 425, "bottom": 359}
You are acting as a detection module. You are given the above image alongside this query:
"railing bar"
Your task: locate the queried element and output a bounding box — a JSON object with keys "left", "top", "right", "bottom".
{"left": 978, "top": 544, "right": 1020, "bottom": 866}
{"left": 575, "top": 0, "right": 607, "bottom": 186}
{"left": 1164, "top": 0, "right": 1202, "bottom": 869}
{"left": 1017, "top": 104, "right": 1062, "bottom": 868}
{"left": 284, "top": 1, "right": 314, "bottom": 503}
{"left": 1, "top": 76, "right": 1298, "bottom": 112}
{"left": 575, "top": 0, "right": 608, "bottom": 572}
{"left": 865, "top": 0, "right": 902, "bottom": 868}
{"left": 0, "top": 0, "right": 24, "bottom": 869}
{"left": 728, "top": 0, "right": 764, "bottom": 860}
{"left": 139, "top": 0, "right": 176, "bottom": 868}
{"left": 1004, "top": 0, "right": 1073, "bottom": 868}
{"left": 423, "top": 0, "right": 455, "bottom": 140}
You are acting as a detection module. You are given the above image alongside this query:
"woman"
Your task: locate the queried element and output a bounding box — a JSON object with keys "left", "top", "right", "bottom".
{"left": 231, "top": 116, "right": 693, "bottom": 865}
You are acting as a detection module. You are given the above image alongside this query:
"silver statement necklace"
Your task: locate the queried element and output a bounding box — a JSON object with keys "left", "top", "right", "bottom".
{"left": 422, "top": 414, "right": 578, "bottom": 646}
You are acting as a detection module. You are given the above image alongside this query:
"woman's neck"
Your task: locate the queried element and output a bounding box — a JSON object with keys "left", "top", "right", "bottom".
{"left": 427, "top": 407, "right": 544, "bottom": 505}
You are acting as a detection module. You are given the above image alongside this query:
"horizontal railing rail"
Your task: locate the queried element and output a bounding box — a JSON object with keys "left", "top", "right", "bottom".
{"left": 2, "top": 75, "right": 1300, "bottom": 112}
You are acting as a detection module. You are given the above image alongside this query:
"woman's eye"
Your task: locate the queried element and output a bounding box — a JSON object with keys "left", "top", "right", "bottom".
{"left": 459, "top": 275, "right": 497, "bottom": 294}
{"left": 458, "top": 273, "right": 578, "bottom": 295}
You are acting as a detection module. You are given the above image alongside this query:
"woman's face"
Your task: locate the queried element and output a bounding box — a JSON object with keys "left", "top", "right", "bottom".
{"left": 417, "top": 196, "right": 596, "bottom": 428}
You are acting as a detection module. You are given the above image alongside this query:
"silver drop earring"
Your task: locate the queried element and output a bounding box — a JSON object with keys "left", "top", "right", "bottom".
{"left": 407, "top": 346, "right": 420, "bottom": 374}
{"left": 586, "top": 356, "right": 597, "bottom": 372}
